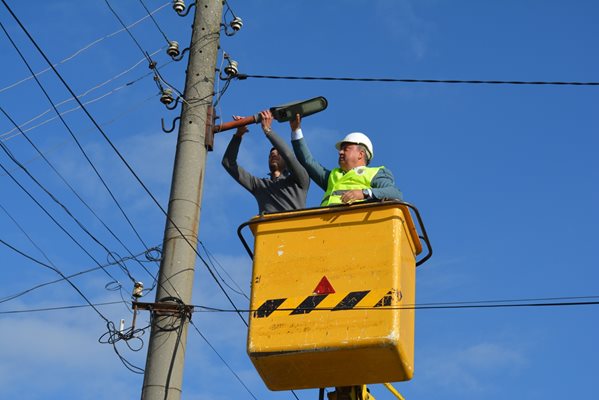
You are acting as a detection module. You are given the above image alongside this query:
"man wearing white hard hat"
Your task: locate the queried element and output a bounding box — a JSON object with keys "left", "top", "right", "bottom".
{"left": 290, "top": 115, "right": 402, "bottom": 206}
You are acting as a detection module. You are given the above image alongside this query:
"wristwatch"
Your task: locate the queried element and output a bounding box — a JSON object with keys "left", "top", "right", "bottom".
{"left": 362, "top": 189, "right": 372, "bottom": 199}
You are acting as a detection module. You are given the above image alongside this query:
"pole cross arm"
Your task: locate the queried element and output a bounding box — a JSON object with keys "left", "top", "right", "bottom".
{"left": 213, "top": 114, "right": 258, "bottom": 133}
{"left": 133, "top": 301, "right": 194, "bottom": 318}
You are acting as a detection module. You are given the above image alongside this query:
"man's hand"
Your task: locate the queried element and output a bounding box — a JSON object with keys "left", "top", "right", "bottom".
{"left": 340, "top": 190, "right": 365, "bottom": 204}
{"left": 290, "top": 113, "right": 301, "bottom": 131}
{"left": 260, "top": 110, "right": 273, "bottom": 133}
{"left": 233, "top": 115, "right": 249, "bottom": 138}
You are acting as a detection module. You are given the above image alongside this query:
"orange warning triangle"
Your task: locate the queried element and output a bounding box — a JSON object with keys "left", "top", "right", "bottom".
{"left": 313, "top": 276, "right": 336, "bottom": 295}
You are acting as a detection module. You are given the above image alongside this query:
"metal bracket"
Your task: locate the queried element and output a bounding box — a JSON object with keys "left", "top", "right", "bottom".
{"left": 133, "top": 301, "right": 194, "bottom": 317}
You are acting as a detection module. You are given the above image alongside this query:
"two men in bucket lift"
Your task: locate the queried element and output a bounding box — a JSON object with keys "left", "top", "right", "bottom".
{"left": 222, "top": 112, "right": 401, "bottom": 212}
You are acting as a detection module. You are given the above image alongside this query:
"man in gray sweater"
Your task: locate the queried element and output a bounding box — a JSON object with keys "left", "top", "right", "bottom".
{"left": 222, "top": 110, "right": 310, "bottom": 214}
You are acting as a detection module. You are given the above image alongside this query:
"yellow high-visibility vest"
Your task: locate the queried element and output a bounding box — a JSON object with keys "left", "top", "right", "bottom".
{"left": 321, "top": 166, "right": 382, "bottom": 206}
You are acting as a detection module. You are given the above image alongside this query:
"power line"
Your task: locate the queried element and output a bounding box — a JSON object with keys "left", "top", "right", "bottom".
{"left": 0, "top": 2, "right": 155, "bottom": 249}
{"left": 189, "top": 320, "right": 260, "bottom": 400}
{"left": 7, "top": 296, "right": 597, "bottom": 316}
{"left": 1, "top": 0, "right": 249, "bottom": 330}
{"left": 0, "top": 92, "right": 157, "bottom": 176}
{"left": 1, "top": 2, "right": 250, "bottom": 385}
{"left": 103, "top": 0, "right": 153, "bottom": 63}
{"left": 199, "top": 241, "right": 249, "bottom": 300}
{"left": 0, "top": 47, "right": 166, "bottom": 141}
{"left": 0, "top": 301, "right": 124, "bottom": 315}
{"left": 101, "top": 0, "right": 186, "bottom": 102}
{"left": 0, "top": 113, "right": 139, "bottom": 280}
{"left": 0, "top": 299, "right": 258, "bottom": 400}
{"left": 1, "top": 100, "right": 160, "bottom": 291}
{"left": 0, "top": 234, "right": 151, "bottom": 373}
{"left": 0, "top": 238, "right": 112, "bottom": 322}
{"left": 191, "top": 296, "right": 599, "bottom": 313}
{"left": 237, "top": 73, "right": 599, "bottom": 87}
{"left": 0, "top": 1, "right": 170, "bottom": 95}
{"left": 0, "top": 89, "right": 158, "bottom": 142}
{"left": 0, "top": 246, "right": 158, "bottom": 305}
{"left": 0, "top": 160, "right": 123, "bottom": 284}
{"left": 137, "top": 0, "right": 170, "bottom": 44}
{"left": 0, "top": 16, "right": 151, "bottom": 254}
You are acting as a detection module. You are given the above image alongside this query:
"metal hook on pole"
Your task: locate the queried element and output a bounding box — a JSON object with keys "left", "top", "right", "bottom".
{"left": 161, "top": 116, "right": 181, "bottom": 133}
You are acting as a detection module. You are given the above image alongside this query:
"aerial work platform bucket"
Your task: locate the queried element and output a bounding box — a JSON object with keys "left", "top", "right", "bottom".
{"left": 237, "top": 201, "right": 431, "bottom": 391}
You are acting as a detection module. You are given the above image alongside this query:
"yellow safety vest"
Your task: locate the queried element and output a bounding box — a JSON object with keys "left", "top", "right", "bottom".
{"left": 321, "top": 166, "right": 382, "bottom": 206}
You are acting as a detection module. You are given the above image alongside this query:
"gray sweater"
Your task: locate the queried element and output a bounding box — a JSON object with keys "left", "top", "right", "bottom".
{"left": 222, "top": 129, "right": 309, "bottom": 214}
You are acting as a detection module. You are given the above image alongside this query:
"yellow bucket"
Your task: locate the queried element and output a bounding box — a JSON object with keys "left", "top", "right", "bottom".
{"left": 239, "top": 202, "right": 429, "bottom": 390}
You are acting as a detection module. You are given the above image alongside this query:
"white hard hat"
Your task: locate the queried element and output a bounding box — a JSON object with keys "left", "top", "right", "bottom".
{"left": 335, "top": 132, "right": 374, "bottom": 160}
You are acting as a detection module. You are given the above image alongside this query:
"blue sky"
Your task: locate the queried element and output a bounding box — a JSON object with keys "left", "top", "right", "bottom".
{"left": 0, "top": 1, "right": 597, "bottom": 399}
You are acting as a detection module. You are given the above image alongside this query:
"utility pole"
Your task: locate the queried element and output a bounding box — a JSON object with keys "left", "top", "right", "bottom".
{"left": 141, "top": 1, "right": 223, "bottom": 399}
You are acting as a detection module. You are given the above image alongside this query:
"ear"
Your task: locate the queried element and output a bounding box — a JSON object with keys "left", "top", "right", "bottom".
{"left": 358, "top": 147, "right": 367, "bottom": 160}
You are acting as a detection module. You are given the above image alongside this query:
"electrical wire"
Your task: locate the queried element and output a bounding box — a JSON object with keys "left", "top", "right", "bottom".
{"left": 189, "top": 319, "right": 260, "bottom": 400}
{"left": 1, "top": 3, "right": 252, "bottom": 381}
{"left": 103, "top": 0, "right": 153, "bottom": 64}
{"left": 0, "top": 1, "right": 171, "bottom": 95}
{"left": 212, "top": 50, "right": 227, "bottom": 120}
{"left": 0, "top": 107, "right": 157, "bottom": 291}
{"left": 101, "top": 0, "right": 187, "bottom": 102}
{"left": 137, "top": 0, "right": 171, "bottom": 44}
{"left": 0, "top": 47, "right": 166, "bottom": 141}
{"left": 213, "top": 77, "right": 232, "bottom": 108}
{"left": 6, "top": 296, "right": 597, "bottom": 316}
{"left": 199, "top": 241, "right": 249, "bottom": 300}
{"left": 2, "top": 0, "right": 250, "bottom": 333}
{"left": 1, "top": 104, "right": 159, "bottom": 291}
{"left": 0, "top": 233, "right": 150, "bottom": 373}
{"left": 2, "top": 192, "right": 152, "bottom": 372}
{"left": 236, "top": 73, "right": 599, "bottom": 87}
{"left": 0, "top": 301, "right": 124, "bottom": 314}
{"left": 0, "top": 92, "right": 158, "bottom": 176}
{"left": 190, "top": 295, "right": 599, "bottom": 313}
{"left": 223, "top": 0, "right": 238, "bottom": 20}
{"left": 196, "top": 252, "right": 248, "bottom": 326}
{"left": 1, "top": 83, "right": 138, "bottom": 140}
{"left": 0, "top": 246, "right": 159, "bottom": 305}
{"left": 99, "top": 319, "right": 149, "bottom": 374}
{"left": 2, "top": 1, "right": 249, "bottom": 325}
{"left": 0, "top": 160, "right": 122, "bottom": 285}
{"left": 0, "top": 238, "right": 111, "bottom": 322}
{"left": 0, "top": 17, "right": 151, "bottom": 255}
{"left": 0, "top": 118, "right": 115, "bottom": 254}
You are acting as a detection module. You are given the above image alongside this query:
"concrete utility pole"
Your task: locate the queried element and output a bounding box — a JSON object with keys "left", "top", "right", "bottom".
{"left": 141, "top": 1, "right": 223, "bottom": 399}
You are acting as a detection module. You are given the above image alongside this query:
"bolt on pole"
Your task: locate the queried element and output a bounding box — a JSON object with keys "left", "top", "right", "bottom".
{"left": 141, "top": 1, "right": 223, "bottom": 399}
